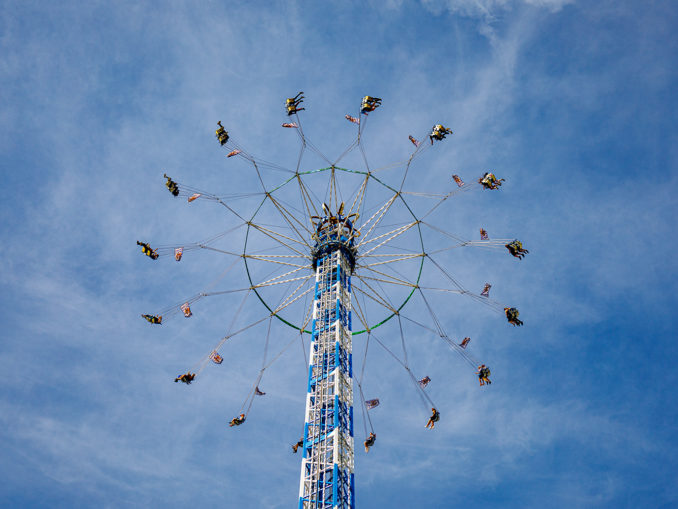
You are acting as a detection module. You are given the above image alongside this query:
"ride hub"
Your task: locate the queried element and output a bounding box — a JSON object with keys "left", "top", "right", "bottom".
{"left": 310, "top": 211, "right": 358, "bottom": 273}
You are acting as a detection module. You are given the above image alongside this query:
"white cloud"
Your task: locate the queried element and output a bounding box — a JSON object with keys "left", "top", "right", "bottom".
{"left": 422, "top": 0, "right": 574, "bottom": 18}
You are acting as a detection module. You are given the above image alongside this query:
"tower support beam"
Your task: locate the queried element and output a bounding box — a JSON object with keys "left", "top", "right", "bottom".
{"left": 299, "top": 248, "right": 355, "bottom": 509}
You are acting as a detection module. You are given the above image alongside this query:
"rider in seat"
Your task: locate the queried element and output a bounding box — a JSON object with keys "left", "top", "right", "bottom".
{"left": 505, "top": 240, "right": 529, "bottom": 259}
{"left": 504, "top": 307, "right": 523, "bottom": 326}
{"left": 425, "top": 408, "right": 440, "bottom": 429}
{"left": 478, "top": 172, "right": 505, "bottom": 190}
{"left": 286, "top": 92, "right": 305, "bottom": 116}
{"left": 164, "top": 174, "right": 179, "bottom": 197}
{"left": 229, "top": 413, "right": 246, "bottom": 427}
{"left": 364, "top": 432, "right": 376, "bottom": 452}
{"left": 429, "top": 124, "right": 453, "bottom": 144}
{"left": 174, "top": 372, "right": 195, "bottom": 384}
{"left": 216, "top": 121, "right": 229, "bottom": 146}
{"left": 360, "top": 96, "right": 382, "bottom": 114}
{"left": 141, "top": 314, "right": 162, "bottom": 324}
{"left": 292, "top": 438, "right": 304, "bottom": 453}
{"left": 137, "top": 241, "right": 159, "bottom": 260}
{"left": 476, "top": 365, "right": 491, "bottom": 386}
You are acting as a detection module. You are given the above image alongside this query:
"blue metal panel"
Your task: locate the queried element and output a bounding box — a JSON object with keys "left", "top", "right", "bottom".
{"left": 349, "top": 405, "right": 354, "bottom": 436}
{"left": 337, "top": 343, "right": 344, "bottom": 373}
{"left": 350, "top": 473, "right": 355, "bottom": 507}
{"left": 333, "top": 464, "right": 339, "bottom": 507}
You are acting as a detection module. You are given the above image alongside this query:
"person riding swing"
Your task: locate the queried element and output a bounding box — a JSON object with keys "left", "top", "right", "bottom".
{"left": 216, "top": 121, "right": 229, "bottom": 146}
{"left": 174, "top": 372, "right": 195, "bottom": 384}
{"left": 364, "top": 432, "right": 376, "bottom": 452}
{"left": 292, "top": 438, "right": 304, "bottom": 453}
{"left": 229, "top": 413, "right": 246, "bottom": 427}
{"left": 137, "top": 241, "right": 159, "bottom": 260}
{"left": 476, "top": 365, "right": 491, "bottom": 386}
{"left": 286, "top": 92, "right": 305, "bottom": 116}
{"left": 425, "top": 408, "right": 440, "bottom": 429}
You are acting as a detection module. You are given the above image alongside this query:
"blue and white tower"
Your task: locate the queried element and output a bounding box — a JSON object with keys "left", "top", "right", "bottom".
{"left": 299, "top": 209, "right": 357, "bottom": 509}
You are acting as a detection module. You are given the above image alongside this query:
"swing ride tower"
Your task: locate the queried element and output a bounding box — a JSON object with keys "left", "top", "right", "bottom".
{"left": 139, "top": 93, "right": 529, "bottom": 509}
{"left": 299, "top": 212, "right": 357, "bottom": 509}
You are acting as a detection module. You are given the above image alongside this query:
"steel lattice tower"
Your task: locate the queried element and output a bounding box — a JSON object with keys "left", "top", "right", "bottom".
{"left": 299, "top": 213, "right": 356, "bottom": 509}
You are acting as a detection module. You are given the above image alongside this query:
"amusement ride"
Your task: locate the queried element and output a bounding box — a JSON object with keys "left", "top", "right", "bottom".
{"left": 137, "top": 93, "right": 528, "bottom": 508}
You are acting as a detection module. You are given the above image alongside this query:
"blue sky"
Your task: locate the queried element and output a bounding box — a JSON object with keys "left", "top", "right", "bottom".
{"left": 1, "top": 1, "right": 676, "bottom": 508}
